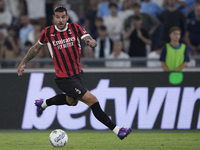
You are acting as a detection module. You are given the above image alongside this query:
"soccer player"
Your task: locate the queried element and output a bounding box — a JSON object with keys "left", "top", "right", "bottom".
{"left": 17, "top": 6, "right": 131, "bottom": 140}
{"left": 160, "top": 26, "right": 190, "bottom": 71}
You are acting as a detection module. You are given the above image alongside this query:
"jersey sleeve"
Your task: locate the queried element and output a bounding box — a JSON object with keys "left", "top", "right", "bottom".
{"left": 160, "top": 46, "right": 167, "bottom": 62}
{"left": 38, "top": 28, "right": 48, "bottom": 45}
{"left": 74, "top": 23, "right": 90, "bottom": 39}
{"left": 184, "top": 46, "right": 190, "bottom": 62}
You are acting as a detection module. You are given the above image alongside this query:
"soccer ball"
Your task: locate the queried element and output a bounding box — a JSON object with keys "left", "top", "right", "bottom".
{"left": 49, "top": 129, "right": 68, "bottom": 147}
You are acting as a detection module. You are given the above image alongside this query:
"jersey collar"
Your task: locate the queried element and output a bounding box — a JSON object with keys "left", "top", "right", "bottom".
{"left": 55, "top": 23, "right": 68, "bottom": 32}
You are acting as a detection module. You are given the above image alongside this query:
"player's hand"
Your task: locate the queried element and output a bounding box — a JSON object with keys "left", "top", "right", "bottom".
{"left": 85, "top": 39, "right": 97, "bottom": 48}
{"left": 130, "top": 22, "right": 135, "bottom": 31}
{"left": 17, "top": 64, "right": 25, "bottom": 76}
{"left": 137, "top": 29, "right": 143, "bottom": 39}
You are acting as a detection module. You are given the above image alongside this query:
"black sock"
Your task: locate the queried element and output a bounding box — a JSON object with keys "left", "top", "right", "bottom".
{"left": 90, "top": 102, "right": 116, "bottom": 130}
{"left": 46, "top": 94, "right": 69, "bottom": 106}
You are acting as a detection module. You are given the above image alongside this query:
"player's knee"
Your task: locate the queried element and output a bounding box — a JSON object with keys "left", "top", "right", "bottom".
{"left": 87, "top": 95, "right": 98, "bottom": 105}
{"left": 92, "top": 94, "right": 98, "bottom": 101}
{"left": 80, "top": 91, "right": 99, "bottom": 106}
{"left": 93, "top": 96, "right": 98, "bottom": 103}
{"left": 66, "top": 96, "right": 78, "bottom": 106}
{"left": 70, "top": 100, "right": 78, "bottom": 106}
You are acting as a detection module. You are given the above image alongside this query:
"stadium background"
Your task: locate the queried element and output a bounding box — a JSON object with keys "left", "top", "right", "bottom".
{"left": 0, "top": 0, "right": 200, "bottom": 130}
{"left": 0, "top": 1, "right": 200, "bottom": 149}
{"left": 0, "top": 0, "right": 200, "bottom": 68}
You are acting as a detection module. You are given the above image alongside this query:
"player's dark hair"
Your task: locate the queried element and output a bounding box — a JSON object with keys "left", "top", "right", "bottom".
{"left": 195, "top": 0, "right": 200, "bottom": 4}
{"left": 109, "top": 2, "right": 118, "bottom": 9}
{"left": 25, "top": 41, "right": 33, "bottom": 47}
{"left": 32, "top": 20, "right": 40, "bottom": 25}
{"left": 157, "top": 42, "right": 166, "bottom": 50}
{"left": 99, "top": 25, "right": 107, "bottom": 31}
{"left": 95, "top": 16, "right": 103, "bottom": 22}
{"left": 132, "top": 14, "right": 142, "bottom": 21}
{"left": 169, "top": 26, "right": 181, "bottom": 34}
{"left": 54, "top": 6, "right": 68, "bottom": 15}
{"left": 7, "top": 26, "right": 14, "bottom": 31}
{"left": 132, "top": 2, "right": 141, "bottom": 8}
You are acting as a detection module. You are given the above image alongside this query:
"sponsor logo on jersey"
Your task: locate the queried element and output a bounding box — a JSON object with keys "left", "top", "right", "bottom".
{"left": 52, "top": 37, "right": 76, "bottom": 50}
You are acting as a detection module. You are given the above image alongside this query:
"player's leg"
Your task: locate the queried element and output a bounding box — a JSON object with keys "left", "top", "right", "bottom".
{"left": 44, "top": 95, "right": 78, "bottom": 106}
{"left": 66, "top": 96, "right": 78, "bottom": 106}
{"left": 80, "top": 91, "right": 116, "bottom": 130}
{"left": 79, "top": 91, "right": 98, "bottom": 106}
{"left": 35, "top": 76, "right": 81, "bottom": 116}
{"left": 80, "top": 91, "right": 132, "bottom": 140}
{"left": 35, "top": 95, "right": 78, "bottom": 116}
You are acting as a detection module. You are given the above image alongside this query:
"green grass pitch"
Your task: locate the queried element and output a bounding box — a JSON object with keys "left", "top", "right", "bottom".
{"left": 0, "top": 130, "right": 199, "bottom": 150}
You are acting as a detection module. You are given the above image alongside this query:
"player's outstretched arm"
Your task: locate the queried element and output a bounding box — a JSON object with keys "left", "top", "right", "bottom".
{"left": 83, "top": 35, "right": 97, "bottom": 48}
{"left": 17, "top": 41, "right": 43, "bottom": 76}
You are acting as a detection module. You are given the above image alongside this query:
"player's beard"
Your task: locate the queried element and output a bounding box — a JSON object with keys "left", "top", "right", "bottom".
{"left": 57, "top": 22, "right": 66, "bottom": 30}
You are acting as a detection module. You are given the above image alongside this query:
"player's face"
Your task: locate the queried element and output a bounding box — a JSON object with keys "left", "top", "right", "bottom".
{"left": 133, "top": 7, "right": 140, "bottom": 14}
{"left": 168, "top": 0, "right": 176, "bottom": 7}
{"left": 113, "top": 41, "right": 122, "bottom": 52}
{"left": 54, "top": 11, "right": 69, "bottom": 30}
{"left": 98, "top": 29, "right": 106, "bottom": 37}
{"left": 170, "top": 30, "right": 181, "bottom": 42}
{"left": 133, "top": 20, "right": 142, "bottom": 29}
{"left": 109, "top": 6, "right": 117, "bottom": 16}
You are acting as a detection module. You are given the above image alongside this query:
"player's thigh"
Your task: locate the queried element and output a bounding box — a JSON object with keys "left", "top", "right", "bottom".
{"left": 80, "top": 91, "right": 98, "bottom": 106}
{"left": 55, "top": 76, "right": 87, "bottom": 100}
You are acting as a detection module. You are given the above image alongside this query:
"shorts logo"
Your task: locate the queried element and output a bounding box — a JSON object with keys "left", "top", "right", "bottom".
{"left": 75, "top": 88, "right": 81, "bottom": 94}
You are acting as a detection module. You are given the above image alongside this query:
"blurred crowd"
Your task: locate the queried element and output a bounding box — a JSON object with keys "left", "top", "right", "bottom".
{"left": 0, "top": 0, "right": 200, "bottom": 68}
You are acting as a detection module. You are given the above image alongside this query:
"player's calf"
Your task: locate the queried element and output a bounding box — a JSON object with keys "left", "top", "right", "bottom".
{"left": 34, "top": 94, "right": 77, "bottom": 116}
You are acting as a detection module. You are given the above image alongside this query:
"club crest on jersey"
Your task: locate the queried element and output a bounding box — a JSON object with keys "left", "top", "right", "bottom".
{"left": 75, "top": 88, "right": 81, "bottom": 94}
{"left": 68, "top": 29, "right": 72, "bottom": 34}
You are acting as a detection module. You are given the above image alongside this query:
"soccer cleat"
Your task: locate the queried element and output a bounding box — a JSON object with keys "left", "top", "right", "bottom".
{"left": 117, "top": 128, "right": 132, "bottom": 140}
{"left": 35, "top": 100, "right": 45, "bottom": 117}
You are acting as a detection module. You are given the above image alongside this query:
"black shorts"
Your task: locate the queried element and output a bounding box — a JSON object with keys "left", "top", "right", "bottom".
{"left": 55, "top": 71, "right": 87, "bottom": 100}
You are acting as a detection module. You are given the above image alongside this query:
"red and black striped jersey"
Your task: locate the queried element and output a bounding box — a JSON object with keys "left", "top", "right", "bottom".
{"left": 38, "top": 23, "right": 89, "bottom": 77}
